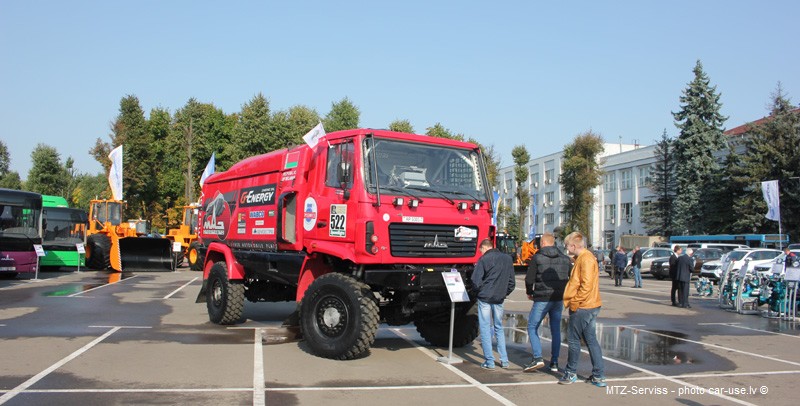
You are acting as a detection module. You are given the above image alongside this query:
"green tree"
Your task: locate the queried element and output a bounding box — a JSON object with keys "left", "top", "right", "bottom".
{"left": 704, "top": 147, "right": 743, "bottom": 234}
{"left": 731, "top": 84, "right": 800, "bottom": 240}
{"left": 224, "top": 94, "right": 272, "bottom": 165}
{"left": 426, "top": 123, "right": 465, "bottom": 141}
{"left": 27, "top": 144, "right": 66, "bottom": 195}
{"left": 323, "top": 97, "right": 360, "bottom": 132}
{"left": 560, "top": 131, "right": 604, "bottom": 236}
{"left": 271, "top": 105, "right": 321, "bottom": 150}
{"left": 388, "top": 119, "right": 414, "bottom": 133}
{"left": 641, "top": 130, "right": 677, "bottom": 235}
{"left": 0, "top": 139, "right": 9, "bottom": 175}
{"left": 671, "top": 60, "right": 728, "bottom": 234}
{"left": 0, "top": 171, "right": 22, "bottom": 189}
{"left": 511, "top": 145, "right": 530, "bottom": 239}
{"left": 71, "top": 173, "right": 109, "bottom": 210}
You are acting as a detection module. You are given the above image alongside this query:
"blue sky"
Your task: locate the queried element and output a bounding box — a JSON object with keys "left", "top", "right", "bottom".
{"left": 1, "top": 1, "right": 798, "bottom": 179}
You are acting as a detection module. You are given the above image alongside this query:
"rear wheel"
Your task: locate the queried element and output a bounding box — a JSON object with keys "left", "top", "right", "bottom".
{"left": 86, "top": 234, "right": 112, "bottom": 270}
{"left": 300, "top": 273, "right": 379, "bottom": 360}
{"left": 206, "top": 261, "right": 245, "bottom": 325}
{"left": 415, "top": 303, "right": 479, "bottom": 347}
{"left": 187, "top": 241, "right": 204, "bottom": 272}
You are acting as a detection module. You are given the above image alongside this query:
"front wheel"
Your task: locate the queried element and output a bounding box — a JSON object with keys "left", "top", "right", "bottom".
{"left": 300, "top": 273, "right": 379, "bottom": 360}
{"left": 206, "top": 261, "right": 245, "bottom": 325}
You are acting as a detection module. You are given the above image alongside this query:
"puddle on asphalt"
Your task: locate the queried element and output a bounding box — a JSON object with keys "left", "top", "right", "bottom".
{"left": 502, "top": 312, "right": 699, "bottom": 366}
{"left": 42, "top": 272, "right": 134, "bottom": 297}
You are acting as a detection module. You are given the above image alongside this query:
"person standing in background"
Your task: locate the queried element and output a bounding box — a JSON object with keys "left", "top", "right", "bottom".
{"left": 613, "top": 246, "right": 627, "bottom": 287}
{"left": 630, "top": 246, "right": 643, "bottom": 288}
{"left": 669, "top": 245, "right": 683, "bottom": 306}
{"left": 676, "top": 248, "right": 694, "bottom": 308}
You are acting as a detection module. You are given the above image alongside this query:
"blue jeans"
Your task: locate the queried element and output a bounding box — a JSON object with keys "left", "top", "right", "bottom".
{"left": 527, "top": 300, "right": 562, "bottom": 362}
{"left": 565, "top": 307, "right": 605, "bottom": 379}
{"left": 477, "top": 300, "right": 508, "bottom": 365}
{"left": 632, "top": 266, "right": 642, "bottom": 287}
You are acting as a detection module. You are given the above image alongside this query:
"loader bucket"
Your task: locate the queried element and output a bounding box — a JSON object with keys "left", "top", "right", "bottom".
{"left": 117, "top": 237, "right": 174, "bottom": 272}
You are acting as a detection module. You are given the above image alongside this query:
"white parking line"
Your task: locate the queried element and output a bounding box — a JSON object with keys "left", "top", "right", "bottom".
{"left": 713, "top": 323, "right": 800, "bottom": 339}
{"left": 0, "top": 327, "right": 120, "bottom": 405}
{"left": 392, "top": 328, "right": 516, "bottom": 406}
{"left": 68, "top": 275, "right": 141, "bottom": 297}
{"left": 163, "top": 277, "right": 198, "bottom": 299}
{"left": 253, "top": 328, "right": 265, "bottom": 406}
{"left": 601, "top": 290, "right": 664, "bottom": 303}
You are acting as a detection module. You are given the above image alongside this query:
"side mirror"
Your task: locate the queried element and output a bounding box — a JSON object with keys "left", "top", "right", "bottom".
{"left": 338, "top": 161, "right": 352, "bottom": 200}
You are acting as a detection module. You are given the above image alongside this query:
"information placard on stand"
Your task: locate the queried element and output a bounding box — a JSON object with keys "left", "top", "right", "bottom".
{"left": 437, "top": 271, "right": 468, "bottom": 365}
{"left": 33, "top": 244, "right": 45, "bottom": 281}
{"left": 75, "top": 243, "right": 85, "bottom": 273}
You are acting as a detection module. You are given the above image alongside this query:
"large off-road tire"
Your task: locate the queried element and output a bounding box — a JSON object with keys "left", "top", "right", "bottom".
{"left": 300, "top": 273, "right": 379, "bottom": 360}
{"left": 414, "top": 302, "right": 479, "bottom": 348}
{"left": 206, "top": 262, "right": 245, "bottom": 325}
{"left": 187, "top": 241, "right": 204, "bottom": 272}
{"left": 85, "top": 234, "right": 112, "bottom": 270}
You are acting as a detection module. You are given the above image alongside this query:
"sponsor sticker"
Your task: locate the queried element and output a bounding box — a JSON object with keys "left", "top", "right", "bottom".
{"left": 303, "top": 197, "right": 318, "bottom": 231}
{"left": 255, "top": 220, "right": 264, "bottom": 226}
{"left": 252, "top": 228, "right": 275, "bottom": 235}
{"left": 239, "top": 184, "right": 277, "bottom": 207}
{"left": 330, "top": 204, "right": 347, "bottom": 237}
{"left": 249, "top": 210, "right": 265, "bottom": 219}
{"left": 454, "top": 226, "right": 477, "bottom": 239}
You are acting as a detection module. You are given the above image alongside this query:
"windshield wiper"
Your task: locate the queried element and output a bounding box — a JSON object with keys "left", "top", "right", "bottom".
{"left": 406, "top": 185, "right": 454, "bottom": 205}
{"left": 440, "top": 188, "right": 484, "bottom": 203}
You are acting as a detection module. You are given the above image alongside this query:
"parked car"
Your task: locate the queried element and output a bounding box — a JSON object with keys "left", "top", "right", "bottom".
{"left": 650, "top": 248, "right": 723, "bottom": 280}
{"left": 721, "top": 248, "right": 781, "bottom": 276}
{"left": 607, "top": 247, "right": 672, "bottom": 278}
{"left": 686, "top": 243, "right": 748, "bottom": 253}
{"left": 699, "top": 260, "right": 724, "bottom": 282}
{"left": 752, "top": 250, "right": 800, "bottom": 278}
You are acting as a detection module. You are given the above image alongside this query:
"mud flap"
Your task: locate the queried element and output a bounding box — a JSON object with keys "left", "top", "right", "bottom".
{"left": 195, "top": 280, "right": 207, "bottom": 303}
{"left": 118, "top": 237, "right": 174, "bottom": 272}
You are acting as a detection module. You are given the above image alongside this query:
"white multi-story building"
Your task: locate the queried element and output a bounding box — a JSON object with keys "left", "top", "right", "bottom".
{"left": 496, "top": 142, "right": 655, "bottom": 250}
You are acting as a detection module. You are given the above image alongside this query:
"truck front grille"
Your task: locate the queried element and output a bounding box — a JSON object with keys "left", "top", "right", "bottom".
{"left": 389, "top": 223, "right": 478, "bottom": 258}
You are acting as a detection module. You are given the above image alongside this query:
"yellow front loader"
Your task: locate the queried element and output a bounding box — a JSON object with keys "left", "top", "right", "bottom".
{"left": 85, "top": 199, "right": 173, "bottom": 272}
{"left": 164, "top": 203, "right": 200, "bottom": 267}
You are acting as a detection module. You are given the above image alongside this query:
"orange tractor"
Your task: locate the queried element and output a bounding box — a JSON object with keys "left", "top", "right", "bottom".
{"left": 84, "top": 199, "right": 173, "bottom": 272}
{"left": 164, "top": 203, "right": 202, "bottom": 269}
{"left": 496, "top": 232, "right": 539, "bottom": 272}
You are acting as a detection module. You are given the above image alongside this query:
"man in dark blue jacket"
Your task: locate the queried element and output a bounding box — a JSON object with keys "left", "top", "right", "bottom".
{"left": 471, "top": 238, "right": 516, "bottom": 370}
{"left": 613, "top": 246, "right": 627, "bottom": 287}
{"left": 523, "top": 233, "right": 571, "bottom": 372}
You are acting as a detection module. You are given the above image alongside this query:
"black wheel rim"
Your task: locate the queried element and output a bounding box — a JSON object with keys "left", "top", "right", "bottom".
{"left": 315, "top": 294, "right": 349, "bottom": 338}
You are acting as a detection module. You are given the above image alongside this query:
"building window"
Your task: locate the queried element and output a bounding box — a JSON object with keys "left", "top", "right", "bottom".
{"left": 504, "top": 198, "right": 513, "bottom": 209}
{"left": 620, "top": 170, "right": 632, "bottom": 190}
{"left": 605, "top": 204, "right": 616, "bottom": 222}
{"left": 505, "top": 178, "right": 513, "bottom": 194}
{"left": 638, "top": 166, "right": 651, "bottom": 187}
{"left": 604, "top": 173, "right": 616, "bottom": 192}
{"left": 531, "top": 172, "right": 539, "bottom": 188}
{"left": 544, "top": 213, "right": 555, "bottom": 225}
{"left": 621, "top": 203, "right": 633, "bottom": 222}
{"left": 545, "top": 169, "right": 554, "bottom": 185}
{"left": 545, "top": 191, "right": 554, "bottom": 206}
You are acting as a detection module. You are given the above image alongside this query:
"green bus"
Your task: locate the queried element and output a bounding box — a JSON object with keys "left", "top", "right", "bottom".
{"left": 41, "top": 195, "right": 88, "bottom": 269}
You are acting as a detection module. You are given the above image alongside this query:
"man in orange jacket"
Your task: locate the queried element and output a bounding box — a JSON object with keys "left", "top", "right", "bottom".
{"left": 560, "top": 231, "right": 606, "bottom": 387}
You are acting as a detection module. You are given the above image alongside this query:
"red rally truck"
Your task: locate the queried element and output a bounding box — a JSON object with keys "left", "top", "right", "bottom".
{"left": 195, "top": 128, "right": 495, "bottom": 359}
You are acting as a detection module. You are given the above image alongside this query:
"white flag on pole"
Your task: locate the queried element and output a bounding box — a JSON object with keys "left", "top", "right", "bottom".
{"left": 302, "top": 122, "right": 327, "bottom": 148}
{"left": 108, "top": 145, "right": 123, "bottom": 201}
{"left": 199, "top": 152, "right": 216, "bottom": 187}
{"left": 761, "top": 180, "right": 780, "bottom": 221}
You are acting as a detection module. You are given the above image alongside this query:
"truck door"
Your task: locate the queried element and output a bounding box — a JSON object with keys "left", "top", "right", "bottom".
{"left": 312, "top": 141, "right": 356, "bottom": 245}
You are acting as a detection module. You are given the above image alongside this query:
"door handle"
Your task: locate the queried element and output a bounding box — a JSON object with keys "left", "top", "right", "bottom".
{"left": 317, "top": 221, "right": 327, "bottom": 228}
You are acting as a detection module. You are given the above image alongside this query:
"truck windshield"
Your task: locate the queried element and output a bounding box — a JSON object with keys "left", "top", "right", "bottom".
{"left": 363, "top": 138, "right": 488, "bottom": 201}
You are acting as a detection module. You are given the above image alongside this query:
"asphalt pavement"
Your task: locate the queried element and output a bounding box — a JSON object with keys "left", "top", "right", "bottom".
{"left": 1, "top": 268, "right": 799, "bottom": 406}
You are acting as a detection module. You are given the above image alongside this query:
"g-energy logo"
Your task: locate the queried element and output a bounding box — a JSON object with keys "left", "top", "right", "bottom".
{"left": 239, "top": 184, "right": 277, "bottom": 207}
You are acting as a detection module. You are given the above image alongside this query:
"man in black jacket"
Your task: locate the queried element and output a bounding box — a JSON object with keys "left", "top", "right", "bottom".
{"left": 631, "top": 246, "right": 643, "bottom": 288}
{"left": 472, "top": 238, "right": 516, "bottom": 370}
{"left": 669, "top": 245, "right": 683, "bottom": 306}
{"left": 676, "top": 248, "right": 694, "bottom": 308}
{"left": 523, "top": 233, "right": 571, "bottom": 372}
